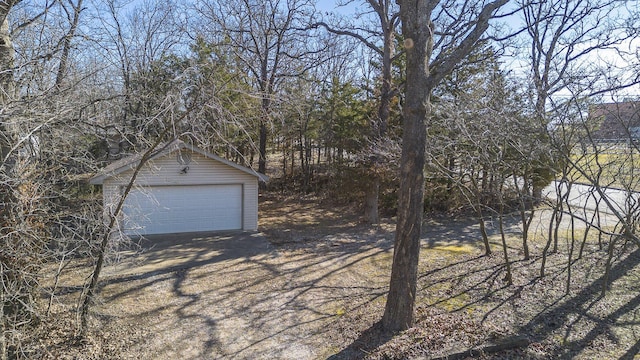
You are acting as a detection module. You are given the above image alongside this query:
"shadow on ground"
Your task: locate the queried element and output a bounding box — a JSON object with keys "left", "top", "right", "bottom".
{"left": 51, "top": 199, "right": 640, "bottom": 359}
{"left": 329, "top": 210, "right": 640, "bottom": 359}
{"left": 101, "top": 231, "right": 272, "bottom": 279}
{"left": 79, "top": 226, "right": 394, "bottom": 359}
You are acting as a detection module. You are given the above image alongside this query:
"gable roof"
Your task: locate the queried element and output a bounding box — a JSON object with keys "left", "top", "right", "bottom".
{"left": 591, "top": 101, "right": 640, "bottom": 141}
{"left": 89, "top": 139, "right": 268, "bottom": 185}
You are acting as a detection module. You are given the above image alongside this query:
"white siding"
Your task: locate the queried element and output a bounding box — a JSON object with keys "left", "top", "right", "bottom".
{"left": 102, "top": 151, "right": 260, "bottom": 232}
{"left": 122, "top": 184, "right": 243, "bottom": 234}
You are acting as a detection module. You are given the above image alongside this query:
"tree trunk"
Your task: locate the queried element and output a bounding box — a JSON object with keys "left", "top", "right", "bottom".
{"left": 364, "top": 13, "right": 395, "bottom": 224}
{"left": 468, "top": 172, "right": 492, "bottom": 255}
{"left": 381, "top": 5, "right": 432, "bottom": 332}
{"left": 513, "top": 172, "right": 531, "bottom": 260}
{"left": 382, "top": 0, "right": 507, "bottom": 333}
{"left": 0, "top": 16, "right": 14, "bottom": 161}
{"left": 477, "top": 208, "right": 491, "bottom": 256}
{"left": 80, "top": 129, "right": 181, "bottom": 334}
{"left": 0, "top": 16, "right": 14, "bottom": 359}
{"left": 258, "top": 73, "right": 270, "bottom": 175}
{"left": 282, "top": 139, "right": 287, "bottom": 176}
{"left": 258, "top": 119, "right": 267, "bottom": 174}
{"left": 299, "top": 129, "right": 305, "bottom": 174}
{"left": 364, "top": 175, "right": 380, "bottom": 223}
{"left": 80, "top": 140, "right": 164, "bottom": 333}
{"left": 498, "top": 204, "right": 513, "bottom": 285}
{"left": 532, "top": 182, "right": 543, "bottom": 205}
{"left": 1, "top": 275, "right": 5, "bottom": 360}
{"left": 377, "top": 24, "right": 394, "bottom": 139}
{"left": 290, "top": 138, "right": 294, "bottom": 174}
{"left": 55, "top": 0, "right": 83, "bottom": 87}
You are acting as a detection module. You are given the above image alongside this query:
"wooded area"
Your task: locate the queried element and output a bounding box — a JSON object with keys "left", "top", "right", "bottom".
{"left": 1, "top": 0, "right": 640, "bottom": 358}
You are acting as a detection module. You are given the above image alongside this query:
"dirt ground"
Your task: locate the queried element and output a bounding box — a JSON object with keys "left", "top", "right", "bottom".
{"left": 38, "top": 193, "right": 640, "bottom": 359}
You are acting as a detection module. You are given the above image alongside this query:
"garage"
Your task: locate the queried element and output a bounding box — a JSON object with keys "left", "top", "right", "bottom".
{"left": 122, "top": 184, "right": 243, "bottom": 235}
{"left": 89, "top": 140, "right": 267, "bottom": 235}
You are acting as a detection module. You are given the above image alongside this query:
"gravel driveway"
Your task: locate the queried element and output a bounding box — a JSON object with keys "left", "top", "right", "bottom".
{"left": 97, "top": 229, "right": 393, "bottom": 359}
{"left": 103, "top": 231, "right": 274, "bottom": 278}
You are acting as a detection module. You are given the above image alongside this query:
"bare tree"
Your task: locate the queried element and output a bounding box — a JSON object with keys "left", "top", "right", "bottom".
{"left": 1, "top": 3, "right": 25, "bottom": 358}
{"left": 519, "top": 0, "right": 640, "bottom": 283}
{"left": 521, "top": 0, "right": 635, "bottom": 201}
{"left": 55, "top": 0, "right": 83, "bottom": 87}
{"left": 0, "top": 1, "right": 16, "bottom": 158}
{"left": 429, "top": 59, "right": 531, "bottom": 256}
{"left": 194, "top": 0, "right": 324, "bottom": 175}
{"left": 0, "top": 0, "right": 191, "bottom": 354}
{"left": 85, "top": 0, "right": 184, "bottom": 153}
{"left": 0, "top": 1, "right": 110, "bottom": 356}
{"left": 382, "top": 0, "right": 509, "bottom": 333}
{"left": 80, "top": 128, "right": 176, "bottom": 334}
{"left": 314, "top": 0, "right": 402, "bottom": 223}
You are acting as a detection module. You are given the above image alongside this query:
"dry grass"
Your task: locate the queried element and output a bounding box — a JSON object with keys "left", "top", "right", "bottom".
{"left": 570, "top": 148, "right": 640, "bottom": 190}
{"left": 329, "top": 211, "right": 640, "bottom": 359}
{"left": 30, "top": 195, "right": 640, "bottom": 359}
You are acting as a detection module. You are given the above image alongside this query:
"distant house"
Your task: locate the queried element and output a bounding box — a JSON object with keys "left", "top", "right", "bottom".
{"left": 591, "top": 102, "right": 640, "bottom": 142}
{"left": 89, "top": 139, "right": 267, "bottom": 236}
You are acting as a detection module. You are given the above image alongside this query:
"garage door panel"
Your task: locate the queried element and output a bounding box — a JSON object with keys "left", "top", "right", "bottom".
{"left": 122, "top": 184, "right": 243, "bottom": 235}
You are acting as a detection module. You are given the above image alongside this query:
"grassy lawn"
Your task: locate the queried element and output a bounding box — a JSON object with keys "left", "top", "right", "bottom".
{"left": 569, "top": 144, "right": 640, "bottom": 190}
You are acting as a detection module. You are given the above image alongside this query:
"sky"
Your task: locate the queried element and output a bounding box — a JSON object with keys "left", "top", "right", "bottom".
{"left": 315, "top": 0, "right": 359, "bottom": 15}
{"left": 114, "top": 0, "right": 638, "bottom": 103}
{"left": 313, "top": 0, "right": 639, "bottom": 102}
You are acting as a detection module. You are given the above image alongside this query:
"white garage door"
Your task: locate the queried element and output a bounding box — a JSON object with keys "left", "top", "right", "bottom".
{"left": 122, "top": 184, "right": 243, "bottom": 235}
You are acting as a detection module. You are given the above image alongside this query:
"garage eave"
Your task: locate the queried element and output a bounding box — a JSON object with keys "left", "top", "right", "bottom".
{"left": 88, "top": 139, "right": 268, "bottom": 184}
